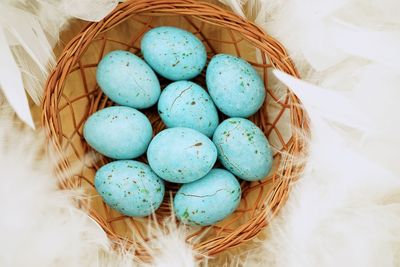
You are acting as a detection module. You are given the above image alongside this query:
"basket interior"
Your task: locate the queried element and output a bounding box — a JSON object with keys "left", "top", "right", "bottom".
{"left": 55, "top": 13, "right": 295, "bottom": 256}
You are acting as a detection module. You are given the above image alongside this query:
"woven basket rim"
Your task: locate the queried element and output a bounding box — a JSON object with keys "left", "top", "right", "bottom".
{"left": 41, "top": 0, "right": 310, "bottom": 261}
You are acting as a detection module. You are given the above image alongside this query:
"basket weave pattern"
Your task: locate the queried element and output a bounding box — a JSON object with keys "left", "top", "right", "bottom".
{"left": 42, "top": 0, "right": 309, "bottom": 260}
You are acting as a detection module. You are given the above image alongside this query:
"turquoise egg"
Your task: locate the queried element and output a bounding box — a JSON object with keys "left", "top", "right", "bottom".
{"left": 147, "top": 127, "right": 217, "bottom": 183}
{"left": 141, "top": 26, "right": 207, "bottom": 81}
{"left": 96, "top": 50, "right": 160, "bottom": 109}
{"left": 95, "top": 160, "right": 165, "bottom": 217}
{"left": 174, "top": 168, "right": 241, "bottom": 226}
{"left": 158, "top": 81, "right": 219, "bottom": 137}
{"left": 83, "top": 106, "right": 152, "bottom": 159}
{"left": 206, "top": 54, "right": 266, "bottom": 117}
{"left": 212, "top": 118, "right": 273, "bottom": 181}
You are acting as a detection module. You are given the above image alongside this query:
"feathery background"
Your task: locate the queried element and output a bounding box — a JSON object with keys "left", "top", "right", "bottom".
{"left": 0, "top": 0, "right": 399, "bottom": 266}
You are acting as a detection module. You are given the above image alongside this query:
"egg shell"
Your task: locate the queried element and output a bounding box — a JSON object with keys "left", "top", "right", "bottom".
{"left": 95, "top": 160, "right": 165, "bottom": 217}
{"left": 83, "top": 106, "right": 152, "bottom": 159}
{"left": 141, "top": 26, "right": 207, "bottom": 81}
{"left": 158, "top": 81, "right": 219, "bottom": 137}
{"left": 174, "top": 168, "right": 241, "bottom": 226}
{"left": 212, "top": 118, "right": 273, "bottom": 181}
{"left": 147, "top": 127, "right": 217, "bottom": 183}
{"left": 96, "top": 50, "right": 161, "bottom": 109}
{"left": 206, "top": 54, "right": 266, "bottom": 117}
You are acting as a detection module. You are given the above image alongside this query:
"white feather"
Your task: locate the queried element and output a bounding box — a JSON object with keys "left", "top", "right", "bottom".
{"left": 273, "top": 70, "right": 371, "bottom": 131}
{"left": 0, "top": 5, "right": 54, "bottom": 74}
{"left": 145, "top": 217, "right": 198, "bottom": 267}
{"left": 219, "top": 0, "right": 246, "bottom": 17}
{"left": 0, "top": 113, "right": 110, "bottom": 266}
{"left": 0, "top": 3, "right": 55, "bottom": 109}
{"left": 0, "top": 109, "right": 201, "bottom": 266}
{"left": 327, "top": 18, "right": 400, "bottom": 73}
{"left": 258, "top": 116, "right": 400, "bottom": 267}
{"left": 51, "top": 0, "right": 118, "bottom": 22}
{"left": 0, "top": 2, "right": 57, "bottom": 127}
{"left": 0, "top": 27, "right": 34, "bottom": 128}
{"left": 0, "top": 0, "right": 118, "bottom": 128}
{"left": 219, "top": 0, "right": 260, "bottom": 18}
{"left": 224, "top": 0, "right": 400, "bottom": 266}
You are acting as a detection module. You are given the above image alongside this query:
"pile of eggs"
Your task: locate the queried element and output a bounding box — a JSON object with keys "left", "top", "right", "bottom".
{"left": 84, "top": 26, "right": 273, "bottom": 226}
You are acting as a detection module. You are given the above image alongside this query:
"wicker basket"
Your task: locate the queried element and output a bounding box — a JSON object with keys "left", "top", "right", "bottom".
{"left": 41, "top": 0, "right": 309, "bottom": 261}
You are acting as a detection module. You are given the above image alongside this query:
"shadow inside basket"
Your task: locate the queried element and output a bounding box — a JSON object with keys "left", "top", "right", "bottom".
{"left": 58, "top": 14, "right": 293, "bottom": 252}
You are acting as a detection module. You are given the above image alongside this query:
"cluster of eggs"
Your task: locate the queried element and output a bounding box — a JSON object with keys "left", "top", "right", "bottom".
{"left": 83, "top": 26, "right": 273, "bottom": 226}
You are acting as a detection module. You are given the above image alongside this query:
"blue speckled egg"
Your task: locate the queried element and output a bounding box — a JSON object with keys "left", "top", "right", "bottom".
{"left": 83, "top": 106, "right": 152, "bottom": 159}
{"left": 95, "top": 160, "right": 165, "bottom": 217}
{"left": 96, "top": 50, "right": 160, "bottom": 109}
{"left": 158, "top": 81, "right": 219, "bottom": 137}
{"left": 147, "top": 127, "right": 217, "bottom": 183}
{"left": 206, "top": 54, "right": 266, "bottom": 117}
{"left": 141, "top": 26, "right": 207, "bottom": 81}
{"left": 174, "top": 168, "right": 241, "bottom": 226}
{"left": 212, "top": 118, "right": 273, "bottom": 181}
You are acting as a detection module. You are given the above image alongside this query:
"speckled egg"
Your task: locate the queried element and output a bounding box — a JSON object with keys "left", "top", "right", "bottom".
{"left": 141, "top": 26, "right": 207, "bottom": 81}
{"left": 147, "top": 127, "right": 217, "bottom": 183}
{"left": 96, "top": 50, "right": 160, "bottom": 109}
{"left": 158, "top": 81, "right": 219, "bottom": 137}
{"left": 95, "top": 160, "right": 165, "bottom": 217}
{"left": 83, "top": 106, "right": 152, "bottom": 159}
{"left": 174, "top": 168, "right": 241, "bottom": 226}
{"left": 212, "top": 118, "right": 273, "bottom": 181}
{"left": 206, "top": 54, "right": 266, "bottom": 117}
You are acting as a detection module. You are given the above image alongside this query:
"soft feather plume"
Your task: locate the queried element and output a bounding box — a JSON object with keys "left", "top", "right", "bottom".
{"left": 219, "top": 0, "right": 259, "bottom": 18}
{"left": 0, "top": 106, "right": 201, "bottom": 267}
{"left": 259, "top": 90, "right": 400, "bottom": 266}
{"left": 218, "top": 0, "right": 247, "bottom": 17}
{"left": 0, "top": 109, "right": 111, "bottom": 266}
{"left": 1, "top": 0, "right": 399, "bottom": 266}
{"left": 273, "top": 70, "right": 371, "bottom": 131}
{"left": 47, "top": 0, "right": 118, "bottom": 22}
{"left": 0, "top": 0, "right": 118, "bottom": 128}
{"left": 215, "top": 0, "right": 400, "bottom": 266}
{"left": 0, "top": 33, "right": 33, "bottom": 129}
{"left": 144, "top": 217, "right": 199, "bottom": 267}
